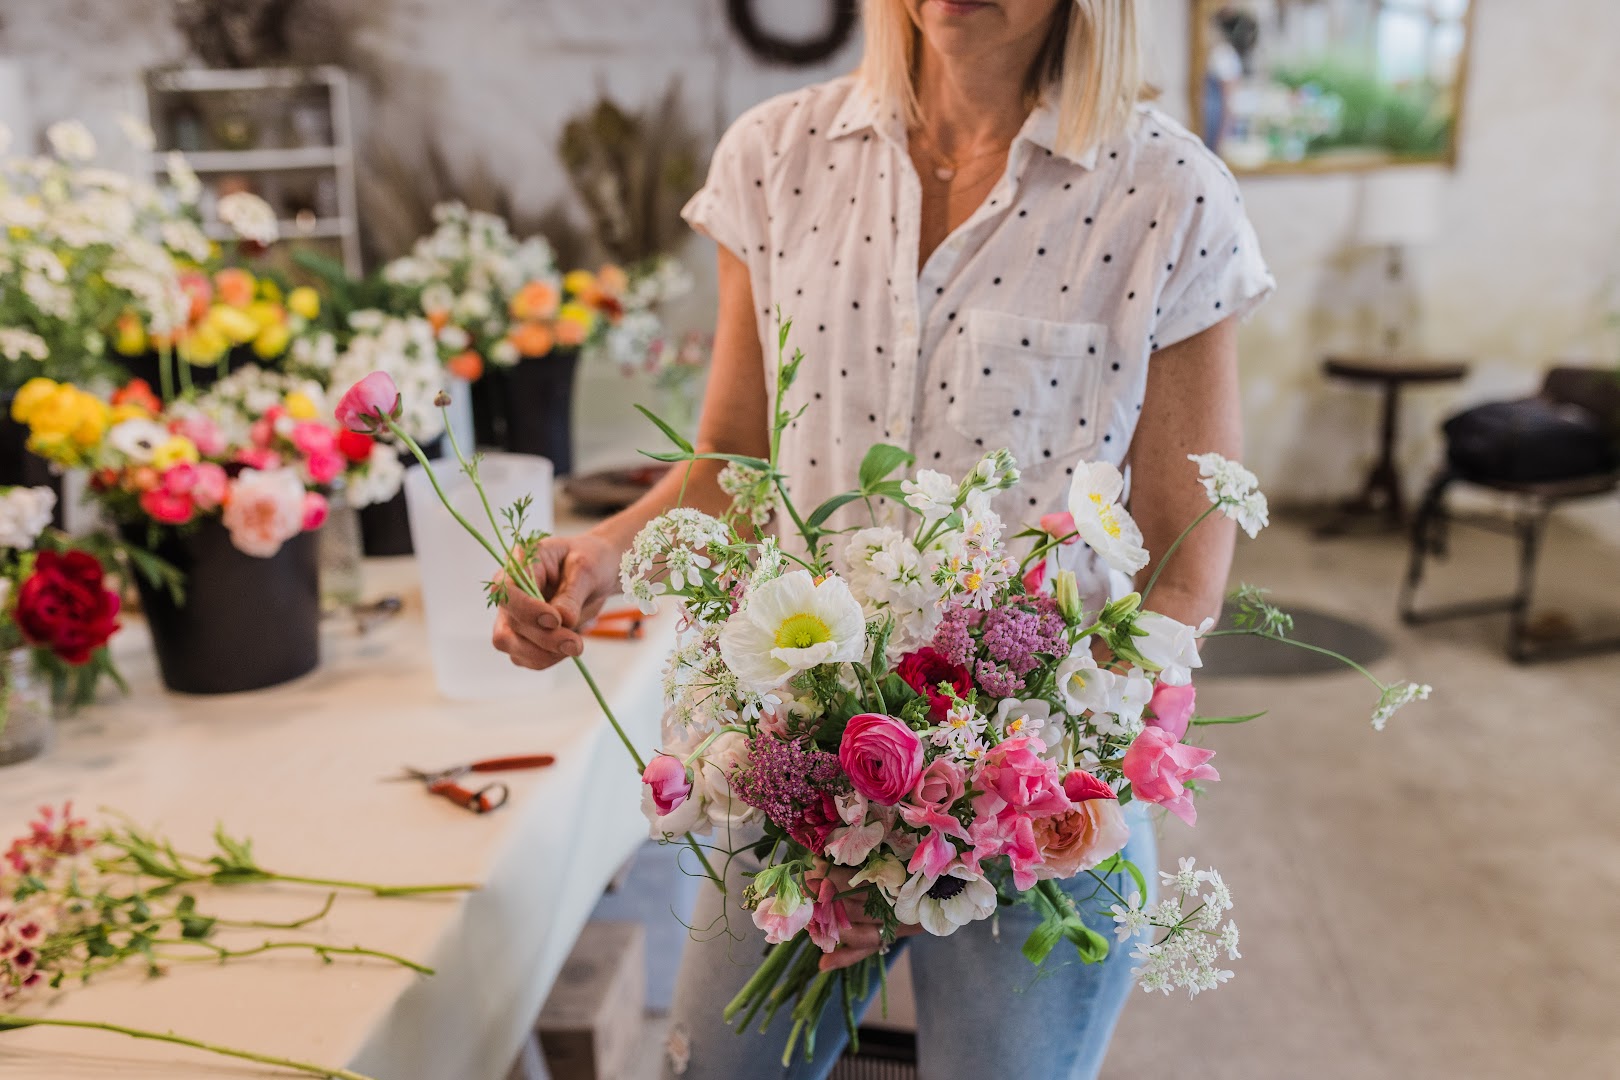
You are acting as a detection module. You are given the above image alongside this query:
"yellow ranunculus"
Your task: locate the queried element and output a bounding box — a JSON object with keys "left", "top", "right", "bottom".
{"left": 287, "top": 286, "right": 320, "bottom": 321}
{"left": 207, "top": 303, "right": 260, "bottom": 345}
{"left": 113, "top": 312, "right": 148, "bottom": 357}
{"left": 252, "top": 322, "right": 291, "bottom": 359}
{"left": 150, "top": 435, "right": 200, "bottom": 470}
{"left": 562, "top": 269, "right": 597, "bottom": 297}
{"left": 72, "top": 396, "right": 110, "bottom": 448}
{"left": 180, "top": 323, "right": 229, "bottom": 367}
{"left": 258, "top": 278, "right": 284, "bottom": 303}
{"left": 11, "top": 377, "right": 59, "bottom": 423}
{"left": 22, "top": 384, "right": 108, "bottom": 464}
{"left": 283, "top": 391, "right": 319, "bottom": 420}
{"left": 247, "top": 299, "right": 285, "bottom": 331}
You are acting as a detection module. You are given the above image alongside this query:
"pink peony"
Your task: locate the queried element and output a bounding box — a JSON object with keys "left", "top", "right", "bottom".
{"left": 640, "top": 753, "right": 692, "bottom": 816}
{"left": 301, "top": 491, "right": 329, "bottom": 531}
{"left": 171, "top": 416, "right": 225, "bottom": 458}
{"left": 1121, "top": 727, "right": 1219, "bottom": 826}
{"left": 1147, "top": 682, "right": 1197, "bottom": 741}
{"left": 303, "top": 447, "right": 344, "bottom": 486}
{"left": 896, "top": 647, "right": 972, "bottom": 719}
{"left": 335, "top": 372, "right": 401, "bottom": 434}
{"left": 221, "top": 468, "right": 306, "bottom": 558}
{"left": 160, "top": 462, "right": 199, "bottom": 495}
{"left": 973, "top": 737, "right": 1071, "bottom": 819}
{"left": 190, "top": 463, "right": 229, "bottom": 511}
{"left": 838, "top": 713, "right": 924, "bottom": 806}
{"left": 139, "top": 488, "right": 193, "bottom": 525}
{"left": 1062, "top": 770, "right": 1116, "bottom": 804}
{"left": 1039, "top": 511, "right": 1078, "bottom": 543}
{"left": 911, "top": 756, "right": 966, "bottom": 813}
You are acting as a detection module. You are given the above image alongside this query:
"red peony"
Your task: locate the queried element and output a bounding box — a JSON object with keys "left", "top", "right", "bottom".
{"left": 897, "top": 647, "right": 973, "bottom": 719}
{"left": 14, "top": 550, "right": 121, "bottom": 665}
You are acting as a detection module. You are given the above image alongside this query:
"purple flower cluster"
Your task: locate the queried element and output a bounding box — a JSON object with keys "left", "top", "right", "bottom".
{"left": 975, "top": 660, "right": 1025, "bottom": 697}
{"left": 730, "top": 735, "right": 848, "bottom": 833}
{"left": 981, "top": 596, "right": 1067, "bottom": 677}
{"left": 931, "top": 604, "right": 975, "bottom": 669}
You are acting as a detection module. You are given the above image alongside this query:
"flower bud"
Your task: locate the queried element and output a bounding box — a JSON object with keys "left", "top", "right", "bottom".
{"left": 1054, "top": 569, "right": 1083, "bottom": 625}
{"left": 1102, "top": 591, "right": 1143, "bottom": 623}
{"left": 434, "top": 390, "right": 452, "bottom": 408}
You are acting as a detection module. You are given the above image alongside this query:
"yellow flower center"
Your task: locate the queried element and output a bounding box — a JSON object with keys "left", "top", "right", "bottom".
{"left": 963, "top": 572, "right": 983, "bottom": 592}
{"left": 774, "top": 613, "right": 831, "bottom": 651}
{"left": 1089, "top": 493, "right": 1122, "bottom": 538}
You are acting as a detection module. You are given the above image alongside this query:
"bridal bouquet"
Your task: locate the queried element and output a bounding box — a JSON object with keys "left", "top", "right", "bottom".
{"left": 335, "top": 320, "right": 1431, "bottom": 1064}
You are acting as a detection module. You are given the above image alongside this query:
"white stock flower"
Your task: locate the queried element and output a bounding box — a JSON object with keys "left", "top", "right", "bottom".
{"left": 117, "top": 113, "right": 156, "bottom": 151}
{"left": 1188, "top": 452, "right": 1269, "bottom": 538}
{"left": 901, "top": 469, "right": 957, "bottom": 521}
{"left": 893, "top": 866, "right": 997, "bottom": 936}
{"left": 1067, "top": 460, "right": 1149, "bottom": 575}
{"left": 1133, "top": 612, "right": 1212, "bottom": 686}
{"left": 217, "top": 191, "right": 279, "bottom": 245}
{"left": 718, "top": 569, "right": 867, "bottom": 693}
{"left": 0, "top": 329, "right": 49, "bottom": 363}
{"left": 46, "top": 120, "right": 97, "bottom": 161}
{"left": 160, "top": 219, "right": 212, "bottom": 263}
{"left": 0, "top": 486, "right": 57, "bottom": 549}
{"left": 1370, "top": 681, "right": 1431, "bottom": 731}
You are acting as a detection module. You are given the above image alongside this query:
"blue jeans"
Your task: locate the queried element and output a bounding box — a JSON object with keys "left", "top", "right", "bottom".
{"left": 662, "top": 805, "right": 1157, "bottom": 1079}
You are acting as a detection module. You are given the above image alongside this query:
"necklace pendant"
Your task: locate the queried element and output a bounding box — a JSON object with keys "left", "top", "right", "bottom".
{"left": 934, "top": 165, "right": 955, "bottom": 182}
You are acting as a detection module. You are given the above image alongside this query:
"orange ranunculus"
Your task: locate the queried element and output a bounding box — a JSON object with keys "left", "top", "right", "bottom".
{"left": 426, "top": 308, "right": 450, "bottom": 332}
{"left": 179, "top": 272, "right": 213, "bottom": 324}
{"left": 447, "top": 350, "right": 485, "bottom": 382}
{"left": 111, "top": 379, "right": 162, "bottom": 415}
{"left": 596, "top": 264, "right": 628, "bottom": 297}
{"left": 509, "top": 280, "right": 560, "bottom": 322}
{"left": 214, "top": 267, "right": 255, "bottom": 309}
{"left": 509, "top": 321, "right": 555, "bottom": 358}
{"left": 554, "top": 317, "right": 588, "bottom": 348}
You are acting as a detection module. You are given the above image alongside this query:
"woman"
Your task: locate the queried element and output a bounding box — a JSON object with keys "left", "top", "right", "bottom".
{"left": 495, "top": 0, "right": 1272, "bottom": 1075}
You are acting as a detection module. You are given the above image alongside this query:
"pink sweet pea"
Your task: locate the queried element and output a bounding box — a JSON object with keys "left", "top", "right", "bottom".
{"left": 191, "top": 463, "right": 229, "bottom": 511}
{"left": 966, "top": 808, "right": 1043, "bottom": 889}
{"left": 1039, "top": 511, "right": 1078, "bottom": 543}
{"left": 1147, "top": 683, "right": 1197, "bottom": 741}
{"left": 640, "top": 753, "right": 692, "bottom": 816}
{"left": 335, "top": 372, "right": 402, "bottom": 434}
{"left": 1121, "top": 727, "right": 1219, "bottom": 826}
{"left": 753, "top": 894, "right": 815, "bottom": 945}
{"left": 972, "top": 737, "right": 1071, "bottom": 819}
{"left": 806, "top": 874, "right": 852, "bottom": 953}
{"left": 301, "top": 491, "right": 329, "bottom": 531}
{"left": 139, "top": 488, "right": 193, "bottom": 525}
{"left": 908, "top": 828, "right": 960, "bottom": 878}
{"left": 839, "top": 713, "right": 924, "bottom": 806}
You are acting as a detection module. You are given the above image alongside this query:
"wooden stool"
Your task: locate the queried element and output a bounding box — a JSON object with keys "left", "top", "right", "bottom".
{"left": 1319, "top": 356, "right": 1469, "bottom": 532}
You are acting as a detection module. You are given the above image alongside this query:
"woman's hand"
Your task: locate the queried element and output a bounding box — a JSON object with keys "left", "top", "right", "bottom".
{"left": 491, "top": 531, "right": 621, "bottom": 670}
{"left": 816, "top": 871, "right": 924, "bottom": 973}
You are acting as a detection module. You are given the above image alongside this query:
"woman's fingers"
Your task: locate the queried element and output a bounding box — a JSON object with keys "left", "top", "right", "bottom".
{"left": 492, "top": 611, "right": 578, "bottom": 669}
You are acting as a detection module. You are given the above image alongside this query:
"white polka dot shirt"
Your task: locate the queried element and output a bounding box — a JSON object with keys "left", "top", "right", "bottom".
{"left": 682, "top": 76, "right": 1273, "bottom": 593}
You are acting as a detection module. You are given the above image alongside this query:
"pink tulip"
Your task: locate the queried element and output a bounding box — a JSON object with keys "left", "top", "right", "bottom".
{"left": 1039, "top": 511, "right": 1078, "bottom": 543}
{"left": 839, "top": 713, "right": 925, "bottom": 806}
{"left": 1062, "top": 770, "right": 1117, "bottom": 804}
{"left": 335, "top": 372, "right": 402, "bottom": 434}
{"left": 301, "top": 491, "right": 329, "bottom": 531}
{"left": 641, "top": 753, "right": 692, "bottom": 816}
{"left": 1022, "top": 560, "right": 1047, "bottom": 594}
{"left": 1147, "top": 683, "right": 1197, "bottom": 741}
{"left": 1121, "top": 727, "right": 1219, "bottom": 826}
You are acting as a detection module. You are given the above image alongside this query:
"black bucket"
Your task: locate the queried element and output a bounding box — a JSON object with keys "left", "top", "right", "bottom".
{"left": 358, "top": 438, "right": 443, "bottom": 557}
{"left": 501, "top": 348, "right": 579, "bottom": 476}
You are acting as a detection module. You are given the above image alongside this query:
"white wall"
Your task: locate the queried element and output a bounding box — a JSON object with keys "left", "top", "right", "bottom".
{"left": 4, "top": 0, "right": 1618, "bottom": 538}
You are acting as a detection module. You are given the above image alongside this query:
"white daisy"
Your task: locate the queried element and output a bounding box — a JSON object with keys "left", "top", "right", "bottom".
{"left": 1067, "top": 460, "right": 1149, "bottom": 575}
{"left": 717, "top": 569, "right": 867, "bottom": 693}
{"left": 892, "top": 866, "right": 997, "bottom": 936}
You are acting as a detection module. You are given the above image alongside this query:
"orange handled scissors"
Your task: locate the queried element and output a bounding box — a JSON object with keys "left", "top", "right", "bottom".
{"left": 389, "top": 753, "right": 556, "bottom": 814}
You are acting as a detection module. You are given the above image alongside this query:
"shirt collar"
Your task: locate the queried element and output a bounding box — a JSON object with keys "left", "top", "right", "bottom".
{"left": 829, "top": 84, "right": 1099, "bottom": 171}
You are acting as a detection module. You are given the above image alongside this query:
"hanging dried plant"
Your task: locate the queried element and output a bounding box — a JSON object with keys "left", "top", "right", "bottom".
{"left": 171, "top": 0, "right": 301, "bottom": 69}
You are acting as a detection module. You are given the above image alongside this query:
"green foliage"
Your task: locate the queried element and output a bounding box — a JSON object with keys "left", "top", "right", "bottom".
{"left": 1272, "top": 57, "right": 1454, "bottom": 159}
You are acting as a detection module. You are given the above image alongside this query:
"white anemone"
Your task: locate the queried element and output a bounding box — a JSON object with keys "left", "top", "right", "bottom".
{"left": 718, "top": 569, "right": 867, "bottom": 693}
{"left": 1067, "top": 461, "right": 1149, "bottom": 575}
{"left": 893, "top": 866, "right": 997, "bottom": 936}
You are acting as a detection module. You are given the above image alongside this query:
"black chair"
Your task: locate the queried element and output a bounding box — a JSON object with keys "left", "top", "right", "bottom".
{"left": 1399, "top": 365, "right": 1620, "bottom": 662}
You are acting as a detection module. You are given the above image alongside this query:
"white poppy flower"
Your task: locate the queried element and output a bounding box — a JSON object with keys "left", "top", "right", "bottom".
{"left": 717, "top": 569, "right": 867, "bottom": 693}
{"left": 893, "top": 866, "right": 997, "bottom": 936}
{"left": 1067, "top": 460, "right": 1149, "bottom": 575}
{"left": 1134, "top": 611, "right": 1213, "bottom": 686}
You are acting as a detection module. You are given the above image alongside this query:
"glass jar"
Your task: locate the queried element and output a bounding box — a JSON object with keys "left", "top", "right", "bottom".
{"left": 319, "top": 485, "right": 364, "bottom": 613}
{"left": 0, "top": 649, "right": 52, "bottom": 767}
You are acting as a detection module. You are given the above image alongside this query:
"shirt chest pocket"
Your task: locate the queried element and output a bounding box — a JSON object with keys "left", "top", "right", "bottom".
{"left": 945, "top": 311, "right": 1106, "bottom": 473}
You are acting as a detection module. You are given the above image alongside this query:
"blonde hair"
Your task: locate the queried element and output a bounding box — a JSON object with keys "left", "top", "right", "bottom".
{"left": 859, "top": 0, "right": 1144, "bottom": 158}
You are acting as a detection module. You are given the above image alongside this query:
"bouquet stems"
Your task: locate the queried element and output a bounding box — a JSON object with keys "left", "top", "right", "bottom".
{"left": 0, "top": 1014, "right": 377, "bottom": 1080}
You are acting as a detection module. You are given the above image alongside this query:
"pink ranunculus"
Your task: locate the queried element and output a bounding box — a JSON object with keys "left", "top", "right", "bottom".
{"left": 235, "top": 447, "right": 282, "bottom": 472}
{"left": 753, "top": 895, "right": 815, "bottom": 945}
{"left": 221, "top": 468, "right": 306, "bottom": 558}
{"left": 160, "top": 462, "right": 199, "bottom": 495}
{"left": 838, "top": 713, "right": 924, "bottom": 807}
{"left": 1147, "top": 682, "right": 1197, "bottom": 741}
{"left": 139, "top": 488, "right": 193, "bottom": 525}
{"left": 640, "top": 753, "right": 692, "bottom": 816}
{"left": 301, "top": 491, "right": 329, "bottom": 531}
{"left": 1121, "top": 727, "right": 1219, "bottom": 826}
{"left": 1039, "top": 511, "right": 1078, "bottom": 543}
{"left": 190, "top": 463, "right": 229, "bottom": 511}
{"left": 806, "top": 874, "right": 852, "bottom": 953}
{"left": 1062, "top": 770, "right": 1117, "bottom": 804}
{"left": 912, "top": 756, "right": 966, "bottom": 813}
{"left": 290, "top": 422, "right": 337, "bottom": 456}
{"left": 896, "top": 648, "right": 973, "bottom": 720}
{"left": 972, "top": 737, "right": 1071, "bottom": 819}
{"left": 1033, "top": 798, "right": 1129, "bottom": 880}
{"left": 171, "top": 416, "right": 225, "bottom": 458}
{"left": 303, "top": 446, "right": 344, "bottom": 485}
{"left": 335, "top": 372, "right": 401, "bottom": 434}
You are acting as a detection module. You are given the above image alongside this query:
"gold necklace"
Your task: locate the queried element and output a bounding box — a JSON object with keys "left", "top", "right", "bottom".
{"left": 912, "top": 128, "right": 1008, "bottom": 183}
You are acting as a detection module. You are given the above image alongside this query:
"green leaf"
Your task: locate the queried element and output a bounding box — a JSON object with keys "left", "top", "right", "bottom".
{"left": 634, "top": 404, "right": 695, "bottom": 455}
{"left": 1022, "top": 916, "right": 1065, "bottom": 964}
{"left": 1063, "top": 921, "right": 1111, "bottom": 964}
{"left": 857, "top": 444, "right": 915, "bottom": 491}
{"left": 806, "top": 491, "right": 862, "bottom": 529}
{"left": 1190, "top": 712, "right": 1267, "bottom": 726}
{"left": 179, "top": 912, "right": 217, "bottom": 939}
{"left": 865, "top": 480, "right": 909, "bottom": 502}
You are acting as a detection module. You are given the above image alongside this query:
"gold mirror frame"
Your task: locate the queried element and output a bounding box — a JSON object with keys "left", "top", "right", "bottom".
{"left": 1189, "top": 0, "right": 1476, "bottom": 175}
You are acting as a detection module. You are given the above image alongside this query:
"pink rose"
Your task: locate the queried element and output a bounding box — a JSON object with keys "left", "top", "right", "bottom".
{"left": 972, "top": 737, "right": 1070, "bottom": 819}
{"left": 912, "top": 756, "right": 966, "bottom": 812}
{"left": 1121, "top": 727, "right": 1219, "bottom": 826}
{"left": 221, "top": 468, "right": 306, "bottom": 558}
{"left": 838, "top": 713, "right": 924, "bottom": 806}
{"left": 301, "top": 491, "right": 329, "bottom": 531}
{"left": 290, "top": 422, "right": 337, "bottom": 457}
{"left": 1147, "top": 683, "right": 1196, "bottom": 741}
{"left": 640, "top": 753, "right": 691, "bottom": 816}
{"left": 303, "top": 446, "right": 344, "bottom": 485}
{"left": 335, "top": 372, "right": 401, "bottom": 434}
{"left": 139, "top": 488, "right": 193, "bottom": 525}
{"left": 1062, "top": 770, "right": 1116, "bottom": 803}
{"left": 171, "top": 416, "right": 225, "bottom": 457}
{"left": 1039, "top": 511, "right": 1078, "bottom": 543}
{"left": 1033, "top": 798, "right": 1129, "bottom": 880}
{"left": 191, "top": 463, "right": 229, "bottom": 511}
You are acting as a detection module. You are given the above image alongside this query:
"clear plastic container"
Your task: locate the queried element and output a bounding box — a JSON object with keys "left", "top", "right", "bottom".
{"left": 404, "top": 452, "right": 557, "bottom": 700}
{"left": 0, "top": 649, "right": 52, "bottom": 767}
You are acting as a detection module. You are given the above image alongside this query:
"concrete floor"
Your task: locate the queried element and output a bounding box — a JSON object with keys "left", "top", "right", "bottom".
{"left": 619, "top": 516, "right": 1620, "bottom": 1080}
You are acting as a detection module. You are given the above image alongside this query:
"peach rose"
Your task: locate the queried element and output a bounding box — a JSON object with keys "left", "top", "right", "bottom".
{"left": 1032, "top": 798, "right": 1130, "bottom": 880}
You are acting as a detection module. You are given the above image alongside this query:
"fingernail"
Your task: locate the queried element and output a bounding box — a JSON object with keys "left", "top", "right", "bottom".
{"left": 538, "top": 613, "right": 559, "bottom": 630}
{"left": 562, "top": 639, "right": 582, "bottom": 657}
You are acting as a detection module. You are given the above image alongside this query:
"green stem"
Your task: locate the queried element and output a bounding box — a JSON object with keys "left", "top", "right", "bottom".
{"left": 724, "top": 936, "right": 801, "bottom": 1023}
{"left": 384, "top": 418, "right": 510, "bottom": 574}
{"left": 153, "top": 938, "right": 432, "bottom": 974}
{"left": 681, "top": 725, "right": 749, "bottom": 767}
{"left": 177, "top": 355, "right": 194, "bottom": 398}
{"left": 157, "top": 344, "right": 174, "bottom": 404}
{"left": 1200, "top": 630, "right": 1386, "bottom": 688}
{"left": 1018, "top": 529, "right": 1080, "bottom": 575}
{"left": 442, "top": 405, "right": 517, "bottom": 580}
{"left": 0, "top": 1014, "right": 376, "bottom": 1080}
{"left": 1141, "top": 504, "right": 1219, "bottom": 602}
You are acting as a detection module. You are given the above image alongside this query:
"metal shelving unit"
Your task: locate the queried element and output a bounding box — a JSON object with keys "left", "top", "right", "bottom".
{"left": 143, "top": 65, "right": 362, "bottom": 274}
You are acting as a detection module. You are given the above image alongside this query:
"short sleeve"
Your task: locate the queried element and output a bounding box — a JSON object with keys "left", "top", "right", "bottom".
{"left": 681, "top": 108, "right": 771, "bottom": 264}
{"left": 1152, "top": 157, "right": 1275, "bottom": 352}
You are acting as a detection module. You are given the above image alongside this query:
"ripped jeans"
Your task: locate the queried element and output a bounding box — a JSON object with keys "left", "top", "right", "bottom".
{"left": 660, "top": 804, "right": 1157, "bottom": 1080}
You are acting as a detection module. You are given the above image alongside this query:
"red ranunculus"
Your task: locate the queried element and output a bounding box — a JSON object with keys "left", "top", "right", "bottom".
{"left": 336, "top": 428, "right": 376, "bottom": 464}
{"left": 15, "top": 550, "right": 121, "bottom": 666}
{"left": 897, "top": 647, "right": 973, "bottom": 719}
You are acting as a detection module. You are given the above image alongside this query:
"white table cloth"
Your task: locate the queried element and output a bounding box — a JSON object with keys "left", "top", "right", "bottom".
{"left": 0, "top": 556, "right": 673, "bottom": 1079}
